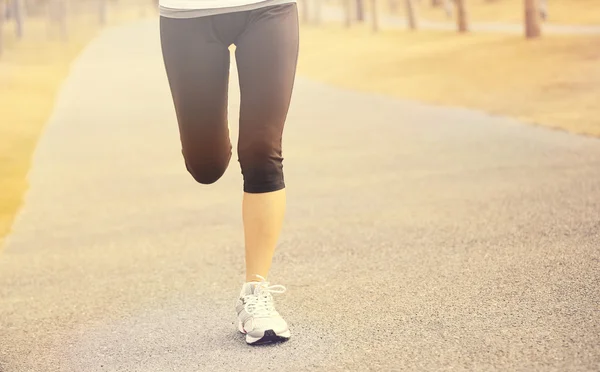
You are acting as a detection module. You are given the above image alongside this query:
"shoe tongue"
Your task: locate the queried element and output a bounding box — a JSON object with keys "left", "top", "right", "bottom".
{"left": 245, "top": 282, "right": 260, "bottom": 295}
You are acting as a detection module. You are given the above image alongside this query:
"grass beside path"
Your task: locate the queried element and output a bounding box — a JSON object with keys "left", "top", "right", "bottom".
{"left": 0, "top": 7, "right": 156, "bottom": 247}
{"left": 297, "top": 24, "right": 600, "bottom": 137}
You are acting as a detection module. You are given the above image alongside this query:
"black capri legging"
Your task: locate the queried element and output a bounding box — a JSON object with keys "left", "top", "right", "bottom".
{"left": 159, "top": 3, "right": 299, "bottom": 194}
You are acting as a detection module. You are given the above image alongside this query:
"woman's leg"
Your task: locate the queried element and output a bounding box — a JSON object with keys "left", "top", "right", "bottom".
{"left": 233, "top": 4, "right": 299, "bottom": 345}
{"left": 242, "top": 190, "right": 286, "bottom": 282}
{"left": 234, "top": 4, "right": 299, "bottom": 283}
{"left": 160, "top": 16, "right": 233, "bottom": 184}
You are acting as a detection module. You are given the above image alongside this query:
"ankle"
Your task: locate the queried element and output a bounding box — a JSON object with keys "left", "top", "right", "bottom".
{"left": 246, "top": 273, "right": 267, "bottom": 283}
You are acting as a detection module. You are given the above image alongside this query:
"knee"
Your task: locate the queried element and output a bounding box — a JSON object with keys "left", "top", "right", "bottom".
{"left": 238, "top": 145, "right": 285, "bottom": 194}
{"left": 183, "top": 150, "right": 231, "bottom": 185}
{"left": 185, "top": 162, "right": 226, "bottom": 185}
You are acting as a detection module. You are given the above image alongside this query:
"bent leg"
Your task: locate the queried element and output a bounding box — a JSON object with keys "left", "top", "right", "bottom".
{"left": 160, "top": 16, "right": 232, "bottom": 184}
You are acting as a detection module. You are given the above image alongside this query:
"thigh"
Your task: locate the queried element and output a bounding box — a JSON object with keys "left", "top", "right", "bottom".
{"left": 160, "top": 16, "right": 232, "bottom": 161}
{"left": 234, "top": 4, "right": 299, "bottom": 154}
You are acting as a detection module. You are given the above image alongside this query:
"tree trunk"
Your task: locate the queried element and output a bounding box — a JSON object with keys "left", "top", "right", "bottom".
{"left": 524, "top": 0, "right": 541, "bottom": 38}
{"left": 443, "top": 0, "right": 453, "bottom": 18}
{"left": 405, "top": 0, "right": 417, "bottom": 29}
{"left": 13, "top": 0, "right": 24, "bottom": 38}
{"left": 455, "top": 0, "right": 468, "bottom": 32}
{"left": 539, "top": 0, "right": 548, "bottom": 21}
{"left": 344, "top": 0, "right": 352, "bottom": 27}
{"left": 314, "top": 0, "right": 321, "bottom": 24}
{"left": 98, "top": 0, "right": 107, "bottom": 25}
{"left": 370, "top": 0, "right": 378, "bottom": 32}
{"left": 0, "top": 1, "right": 4, "bottom": 57}
{"left": 301, "top": 0, "right": 309, "bottom": 24}
{"left": 58, "top": 0, "right": 67, "bottom": 41}
{"left": 356, "top": 0, "right": 364, "bottom": 21}
{"left": 48, "top": 0, "right": 67, "bottom": 41}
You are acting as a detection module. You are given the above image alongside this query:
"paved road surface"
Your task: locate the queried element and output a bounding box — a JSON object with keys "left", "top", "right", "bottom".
{"left": 1, "top": 19, "right": 599, "bottom": 372}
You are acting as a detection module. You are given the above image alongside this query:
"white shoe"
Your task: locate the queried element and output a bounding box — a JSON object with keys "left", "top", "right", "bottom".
{"left": 236, "top": 275, "right": 291, "bottom": 345}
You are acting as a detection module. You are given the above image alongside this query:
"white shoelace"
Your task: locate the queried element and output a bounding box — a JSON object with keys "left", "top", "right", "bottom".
{"left": 244, "top": 275, "right": 286, "bottom": 318}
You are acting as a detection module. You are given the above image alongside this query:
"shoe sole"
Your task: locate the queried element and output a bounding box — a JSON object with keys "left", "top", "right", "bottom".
{"left": 246, "top": 329, "right": 291, "bottom": 345}
{"left": 238, "top": 321, "right": 291, "bottom": 345}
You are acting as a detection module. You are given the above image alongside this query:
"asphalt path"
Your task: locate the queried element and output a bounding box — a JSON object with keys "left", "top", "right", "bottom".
{"left": 1, "top": 19, "right": 599, "bottom": 372}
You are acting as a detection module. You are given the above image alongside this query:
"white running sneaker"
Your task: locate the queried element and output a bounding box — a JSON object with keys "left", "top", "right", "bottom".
{"left": 236, "top": 275, "right": 291, "bottom": 345}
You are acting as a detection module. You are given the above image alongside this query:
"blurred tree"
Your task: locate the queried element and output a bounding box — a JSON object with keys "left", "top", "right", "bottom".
{"left": 12, "top": 0, "right": 24, "bottom": 38}
{"left": 455, "top": 0, "right": 468, "bottom": 32}
{"left": 98, "top": 0, "right": 108, "bottom": 25}
{"left": 356, "top": 0, "right": 364, "bottom": 21}
{"left": 388, "top": 0, "right": 398, "bottom": 13}
{"left": 300, "top": 0, "right": 309, "bottom": 23}
{"left": 405, "top": 0, "right": 417, "bottom": 29}
{"left": 370, "top": 0, "right": 378, "bottom": 31}
{"left": 344, "top": 0, "right": 352, "bottom": 27}
{"left": 539, "top": 0, "right": 547, "bottom": 21}
{"left": 24, "top": 0, "right": 46, "bottom": 16}
{"left": 443, "top": 0, "right": 453, "bottom": 18}
{"left": 0, "top": 0, "right": 4, "bottom": 56}
{"left": 313, "top": 0, "right": 321, "bottom": 24}
{"left": 47, "top": 0, "right": 67, "bottom": 41}
{"left": 524, "top": 0, "right": 541, "bottom": 38}
{"left": 57, "top": 0, "right": 67, "bottom": 40}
